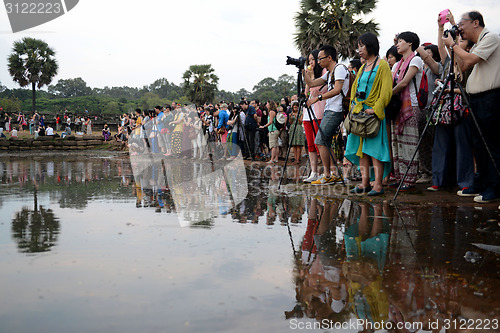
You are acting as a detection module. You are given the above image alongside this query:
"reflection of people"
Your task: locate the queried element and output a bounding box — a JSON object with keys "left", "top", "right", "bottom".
{"left": 343, "top": 202, "right": 390, "bottom": 326}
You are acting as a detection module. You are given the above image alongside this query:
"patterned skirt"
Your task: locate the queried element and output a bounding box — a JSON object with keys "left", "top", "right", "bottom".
{"left": 172, "top": 131, "right": 183, "bottom": 155}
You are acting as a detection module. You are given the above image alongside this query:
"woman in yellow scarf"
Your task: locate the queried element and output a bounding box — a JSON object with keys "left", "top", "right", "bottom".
{"left": 345, "top": 33, "right": 393, "bottom": 196}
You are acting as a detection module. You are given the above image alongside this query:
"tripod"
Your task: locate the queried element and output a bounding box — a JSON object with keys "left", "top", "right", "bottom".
{"left": 278, "top": 67, "right": 346, "bottom": 189}
{"left": 393, "top": 47, "right": 500, "bottom": 201}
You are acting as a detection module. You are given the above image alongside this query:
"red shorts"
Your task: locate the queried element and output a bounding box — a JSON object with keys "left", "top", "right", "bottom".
{"left": 303, "top": 120, "right": 321, "bottom": 153}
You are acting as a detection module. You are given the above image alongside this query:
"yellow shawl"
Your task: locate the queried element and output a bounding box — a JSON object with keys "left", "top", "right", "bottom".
{"left": 349, "top": 59, "right": 393, "bottom": 120}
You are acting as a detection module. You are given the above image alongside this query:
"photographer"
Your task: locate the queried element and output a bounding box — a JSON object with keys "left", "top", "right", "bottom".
{"left": 303, "top": 45, "right": 349, "bottom": 185}
{"left": 443, "top": 11, "right": 500, "bottom": 203}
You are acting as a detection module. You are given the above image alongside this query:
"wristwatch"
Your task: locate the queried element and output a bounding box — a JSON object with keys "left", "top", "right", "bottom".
{"left": 318, "top": 94, "right": 323, "bottom": 101}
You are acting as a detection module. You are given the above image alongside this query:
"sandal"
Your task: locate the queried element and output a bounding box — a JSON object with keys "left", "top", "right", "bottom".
{"left": 350, "top": 186, "right": 372, "bottom": 194}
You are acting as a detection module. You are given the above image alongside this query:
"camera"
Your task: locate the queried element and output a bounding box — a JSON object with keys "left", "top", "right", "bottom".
{"left": 433, "top": 81, "right": 444, "bottom": 95}
{"left": 286, "top": 56, "right": 306, "bottom": 68}
{"left": 356, "top": 91, "right": 366, "bottom": 99}
{"left": 444, "top": 25, "right": 460, "bottom": 39}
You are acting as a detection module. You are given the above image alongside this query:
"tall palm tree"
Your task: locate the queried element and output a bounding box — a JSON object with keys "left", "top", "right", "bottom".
{"left": 294, "top": 0, "right": 379, "bottom": 59}
{"left": 7, "top": 37, "right": 58, "bottom": 112}
{"left": 182, "top": 64, "right": 219, "bottom": 106}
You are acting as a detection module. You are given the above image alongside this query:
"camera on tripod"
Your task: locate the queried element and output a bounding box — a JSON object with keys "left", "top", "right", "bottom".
{"left": 286, "top": 56, "right": 306, "bottom": 68}
{"left": 443, "top": 25, "right": 460, "bottom": 39}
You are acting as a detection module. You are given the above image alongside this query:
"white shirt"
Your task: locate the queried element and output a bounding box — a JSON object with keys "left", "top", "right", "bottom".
{"left": 320, "top": 64, "right": 350, "bottom": 112}
{"left": 46, "top": 127, "right": 54, "bottom": 135}
{"left": 392, "top": 56, "right": 424, "bottom": 107}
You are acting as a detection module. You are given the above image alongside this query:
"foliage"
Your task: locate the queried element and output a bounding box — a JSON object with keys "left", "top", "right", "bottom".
{"left": 7, "top": 37, "right": 58, "bottom": 112}
{"left": 48, "top": 77, "right": 92, "bottom": 97}
{"left": 252, "top": 74, "right": 296, "bottom": 102}
{"left": 0, "top": 96, "right": 22, "bottom": 114}
{"left": 294, "top": 0, "right": 379, "bottom": 59}
{"left": 182, "top": 64, "right": 219, "bottom": 105}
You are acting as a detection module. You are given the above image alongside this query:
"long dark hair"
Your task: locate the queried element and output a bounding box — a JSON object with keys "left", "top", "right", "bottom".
{"left": 310, "top": 49, "right": 323, "bottom": 79}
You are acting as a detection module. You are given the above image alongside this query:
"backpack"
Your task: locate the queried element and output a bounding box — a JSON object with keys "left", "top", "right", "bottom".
{"left": 329, "top": 64, "right": 354, "bottom": 116}
{"left": 413, "top": 67, "right": 429, "bottom": 109}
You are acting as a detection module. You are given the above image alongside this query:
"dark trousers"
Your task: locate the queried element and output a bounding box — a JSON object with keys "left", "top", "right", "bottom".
{"left": 468, "top": 88, "right": 500, "bottom": 195}
{"left": 245, "top": 127, "right": 257, "bottom": 157}
{"left": 431, "top": 120, "right": 474, "bottom": 188}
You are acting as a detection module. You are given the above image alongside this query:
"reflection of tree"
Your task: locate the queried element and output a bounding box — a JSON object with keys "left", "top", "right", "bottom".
{"left": 11, "top": 187, "right": 60, "bottom": 253}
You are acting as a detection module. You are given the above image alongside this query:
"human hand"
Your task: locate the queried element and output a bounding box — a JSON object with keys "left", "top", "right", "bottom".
{"left": 442, "top": 33, "right": 454, "bottom": 47}
{"left": 447, "top": 10, "right": 455, "bottom": 26}
{"left": 365, "top": 108, "right": 375, "bottom": 115}
{"left": 306, "top": 99, "right": 315, "bottom": 108}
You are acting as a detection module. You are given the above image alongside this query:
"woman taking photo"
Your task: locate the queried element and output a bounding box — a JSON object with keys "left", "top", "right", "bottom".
{"left": 344, "top": 32, "right": 393, "bottom": 196}
{"left": 391, "top": 31, "right": 424, "bottom": 191}
{"left": 303, "top": 50, "right": 327, "bottom": 182}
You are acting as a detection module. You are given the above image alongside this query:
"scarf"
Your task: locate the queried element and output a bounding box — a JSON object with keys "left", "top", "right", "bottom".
{"left": 349, "top": 59, "right": 393, "bottom": 157}
{"left": 350, "top": 59, "right": 393, "bottom": 119}
{"left": 392, "top": 53, "right": 415, "bottom": 134}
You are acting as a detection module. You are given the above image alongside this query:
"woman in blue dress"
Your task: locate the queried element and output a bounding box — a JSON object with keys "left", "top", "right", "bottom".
{"left": 345, "top": 33, "right": 393, "bottom": 196}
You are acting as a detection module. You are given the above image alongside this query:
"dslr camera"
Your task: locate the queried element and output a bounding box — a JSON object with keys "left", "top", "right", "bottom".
{"left": 286, "top": 56, "right": 306, "bottom": 68}
{"left": 356, "top": 91, "right": 366, "bottom": 99}
{"left": 443, "top": 25, "right": 460, "bottom": 39}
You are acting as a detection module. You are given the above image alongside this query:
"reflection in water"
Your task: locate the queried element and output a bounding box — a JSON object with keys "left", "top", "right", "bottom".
{"left": 0, "top": 154, "right": 499, "bottom": 332}
{"left": 11, "top": 187, "right": 60, "bottom": 253}
{"left": 288, "top": 198, "right": 500, "bottom": 331}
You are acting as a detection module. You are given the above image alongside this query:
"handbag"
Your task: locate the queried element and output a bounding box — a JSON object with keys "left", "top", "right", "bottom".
{"left": 344, "top": 110, "right": 380, "bottom": 138}
{"left": 385, "top": 94, "right": 401, "bottom": 121}
{"left": 217, "top": 127, "right": 226, "bottom": 135}
{"left": 430, "top": 93, "right": 467, "bottom": 126}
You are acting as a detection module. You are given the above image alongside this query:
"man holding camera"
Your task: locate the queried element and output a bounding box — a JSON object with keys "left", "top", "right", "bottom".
{"left": 443, "top": 11, "right": 500, "bottom": 203}
{"left": 303, "top": 45, "right": 349, "bottom": 185}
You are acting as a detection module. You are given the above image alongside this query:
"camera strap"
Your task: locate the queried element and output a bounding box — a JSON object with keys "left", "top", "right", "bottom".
{"left": 356, "top": 56, "right": 379, "bottom": 96}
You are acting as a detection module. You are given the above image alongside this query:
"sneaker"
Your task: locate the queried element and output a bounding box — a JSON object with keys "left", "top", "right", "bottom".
{"left": 457, "top": 187, "right": 479, "bottom": 197}
{"left": 416, "top": 174, "right": 432, "bottom": 184}
{"left": 427, "top": 185, "right": 439, "bottom": 192}
{"left": 311, "top": 175, "right": 336, "bottom": 185}
{"left": 303, "top": 173, "right": 319, "bottom": 183}
{"left": 473, "top": 190, "right": 499, "bottom": 203}
{"left": 330, "top": 175, "right": 343, "bottom": 183}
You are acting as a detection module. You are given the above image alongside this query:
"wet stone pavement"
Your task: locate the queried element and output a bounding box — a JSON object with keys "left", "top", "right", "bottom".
{"left": 0, "top": 152, "right": 499, "bottom": 333}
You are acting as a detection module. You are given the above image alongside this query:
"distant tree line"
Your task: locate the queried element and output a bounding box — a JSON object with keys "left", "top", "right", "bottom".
{"left": 0, "top": 73, "right": 296, "bottom": 116}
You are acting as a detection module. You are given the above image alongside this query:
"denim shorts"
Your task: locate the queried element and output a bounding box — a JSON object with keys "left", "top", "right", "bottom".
{"left": 314, "top": 110, "right": 343, "bottom": 146}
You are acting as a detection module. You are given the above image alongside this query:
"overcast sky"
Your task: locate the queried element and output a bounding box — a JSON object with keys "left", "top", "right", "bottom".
{"left": 0, "top": 0, "right": 499, "bottom": 94}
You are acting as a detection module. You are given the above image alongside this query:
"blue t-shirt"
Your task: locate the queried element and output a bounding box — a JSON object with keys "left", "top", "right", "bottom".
{"left": 217, "top": 110, "right": 229, "bottom": 129}
{"left": 157, "top": 111, "right": 164, "bottom": 130}
{"left": 245, "top": 105, "right": 257, "bottom": 128}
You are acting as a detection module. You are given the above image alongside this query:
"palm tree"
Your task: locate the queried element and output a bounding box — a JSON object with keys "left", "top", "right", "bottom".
{"left": 182, "top": 64, "right": 219, "bottom": 106}
{"left": 7, "top": 37, "right": 58, "bottom": 112}
{"left": 294, "top": 0, "right": 379, "bottom": 59}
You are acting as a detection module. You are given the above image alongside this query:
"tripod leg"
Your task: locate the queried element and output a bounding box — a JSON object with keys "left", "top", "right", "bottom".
{"left": 279, "top": 109, "right": 302, "bottom": 189}
{"left": 308, "top": 106, "right": 346, "bottom": 187}
{"left": 459, "top": 85, "right": 500, "bottom": 180}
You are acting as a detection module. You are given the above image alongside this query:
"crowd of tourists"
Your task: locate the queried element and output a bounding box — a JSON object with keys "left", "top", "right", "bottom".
{"left": 123, "top": 10, "right": 499, "bottom": 203}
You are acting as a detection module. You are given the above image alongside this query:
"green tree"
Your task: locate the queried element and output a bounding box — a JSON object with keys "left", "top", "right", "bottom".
{"left": 48, "top": 77, "right": 92, "bottom": 98}
{"left": 182, "top": 64, "right": 219, "bottom": 106}
{"left": 7, "top": 37, "right": 58, "bottom": 112}
{"left": 294, "top": 0, "right": 378, "bottom": 59}
{"left": 0, "top": 97, "right": 22, "bottom": 114}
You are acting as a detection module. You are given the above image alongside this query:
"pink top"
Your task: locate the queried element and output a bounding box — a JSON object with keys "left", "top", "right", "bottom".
{"left": 304, "top": 68, "right": 328, "bottom": 120}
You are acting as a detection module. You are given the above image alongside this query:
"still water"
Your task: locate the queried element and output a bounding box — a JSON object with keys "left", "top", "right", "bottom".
{"left": 0, "top": 152, "right": 499, "bottom": 333}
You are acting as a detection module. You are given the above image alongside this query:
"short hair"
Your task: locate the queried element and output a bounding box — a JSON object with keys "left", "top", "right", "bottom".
{"left": 154, "top": 105, "right": 162, "bottom": 110}
{"left": 397, "top": 31, "right": 420, "bottom": 51}
{"left": 319, "top": 45, "right": 337, "bottom": 62}
{"left": 239, "top": 100, "right": 248, "bottom": 106}
{"left": 357, "top": 32, "right": 380, "bottom": 56}
{"left": 386, "top": 45, "right": 403, "bottom": 62}
{"left": 423, "top": 44, "right": 440, "bottom": 62}
{"left": 309, "top": 49, "right": 323, "bottom": 79}
{"left": 349, "top": 59, "right": 362, "bottom": 72}
{"left": 466, "top": 11, "right": 485, "bottom": 27}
